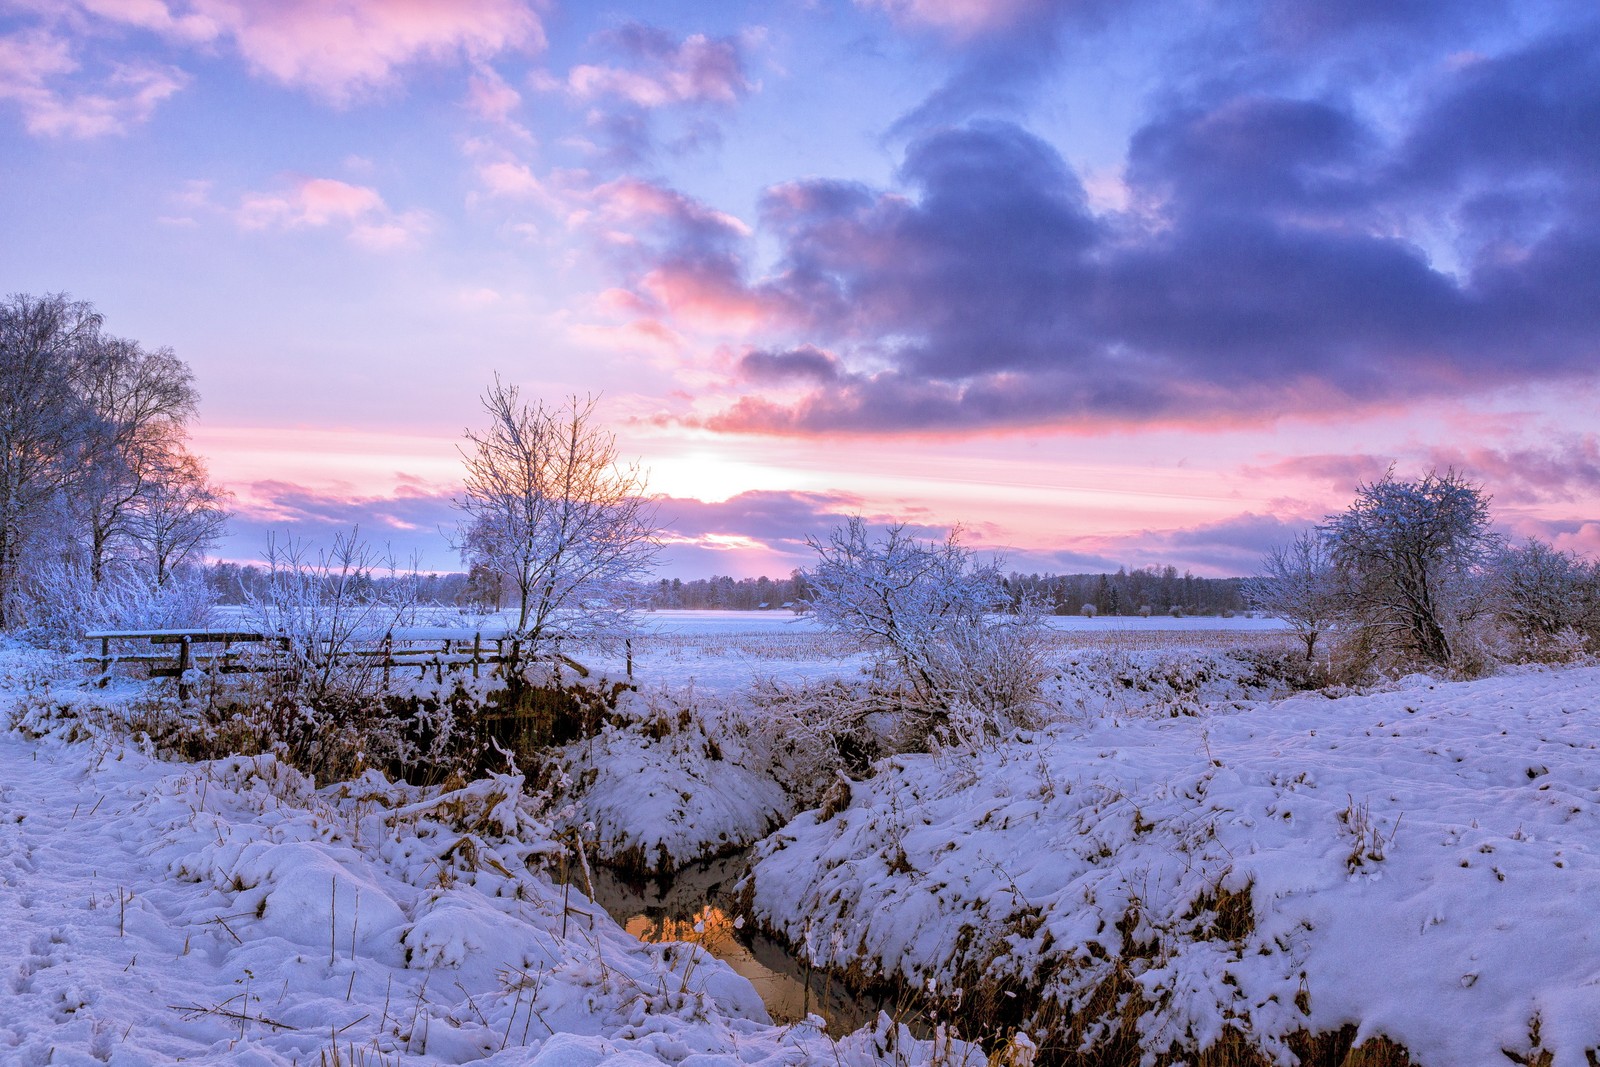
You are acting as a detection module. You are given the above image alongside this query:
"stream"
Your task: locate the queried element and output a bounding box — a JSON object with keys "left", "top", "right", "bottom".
{"left": 561, "top": 850, "right": 895, "bottom": 1033}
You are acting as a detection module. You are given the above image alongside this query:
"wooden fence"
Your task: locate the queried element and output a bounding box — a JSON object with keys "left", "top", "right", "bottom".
{"left": 84, "top": 627, "right": 632, "bottom": 698}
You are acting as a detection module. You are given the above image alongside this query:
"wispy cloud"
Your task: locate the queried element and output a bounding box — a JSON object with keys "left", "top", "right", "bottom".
{"left": 566, "top": 23, "right": 752, "bottom": 109}
{"left": 0, "top": 28, "right": 186, "bottom": 137}
{"left": 543, "top": 21, "right": 757, "bottom": 165}
{"left": 8, "top": 0, "right": 545, "bottom": 123}
{"left": 234, "top": 177, "right": 430, "bottom": 249}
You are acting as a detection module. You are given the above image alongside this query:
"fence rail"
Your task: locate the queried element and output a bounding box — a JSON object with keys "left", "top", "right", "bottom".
{"left": 83, "top": 627, "right": 633, "bottom": 698}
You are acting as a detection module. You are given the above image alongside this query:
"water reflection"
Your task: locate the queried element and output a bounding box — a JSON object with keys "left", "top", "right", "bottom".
{"left": 571, "top": 852, "right": 889, "bottom": 1032}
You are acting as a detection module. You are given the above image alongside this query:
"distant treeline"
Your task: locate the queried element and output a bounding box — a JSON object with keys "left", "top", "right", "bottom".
{"left": 644, "top": 566, "right": 1247, "bottom": 616}
{"left": 203, "top": 562, "right": 1246, "bottom": 617}
{"left": 1004, "top": 567, "right": 1247, "bottom": 617}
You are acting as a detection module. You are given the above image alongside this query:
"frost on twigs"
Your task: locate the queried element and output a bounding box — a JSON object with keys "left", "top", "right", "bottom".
{"left": 804, "top": 518, "right": 1048, "bottom": 749}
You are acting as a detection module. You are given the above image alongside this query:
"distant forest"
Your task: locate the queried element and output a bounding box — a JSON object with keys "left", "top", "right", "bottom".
{"left": 644, "top": 566, "right": 1247, "bottom": 616}
{"left": 204, "top": 562, "right": 1247, "bottom": 617}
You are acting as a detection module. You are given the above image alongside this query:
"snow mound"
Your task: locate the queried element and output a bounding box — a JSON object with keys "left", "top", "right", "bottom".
{"left": 548, "top": 688, "right": 793, "bottom": 875}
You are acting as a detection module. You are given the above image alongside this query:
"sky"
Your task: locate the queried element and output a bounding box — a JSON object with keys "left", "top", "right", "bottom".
{"left": 3, "top": 0, "right": 1598, "bottom": 579}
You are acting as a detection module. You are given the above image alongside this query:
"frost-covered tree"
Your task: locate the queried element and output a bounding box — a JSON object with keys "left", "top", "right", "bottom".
{"left": 1322, "top": 468, "right": 1497, "bottom": 668}
{"left": 1491, "top": 538, "right": 1600, "bottom": 653}
{"left": 74, "top": 336, "right": 203, "bottom": 584}
{"left": 456, "top": 382, "right": 659, "bottom": 661}
{"left": 0, "top": 294, "right": 101, "bottom": 628}
{"left": 125, "top": 449, "right": 229, "bottom": 586}
{"left": 246, "top": 529, "right": 419, "bottom": 705}
{"left": 0, "top": 292, "right": 227, "bottom": 632}
{"left": 806, "top": 519, "right": 1044, "bottom": 738}
{"left": 1244, "top": 530, "right": 1343, "bottom": 662}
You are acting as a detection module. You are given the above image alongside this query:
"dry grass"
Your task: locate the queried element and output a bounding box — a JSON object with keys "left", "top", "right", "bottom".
{"left": 630, "top": 630, "right": 869, "bottom": 662}
{"left": 1036, "top": 629, "right": 1299, "bottom": 655}
{"left": 629, "top": 626, "right": 1297, "bottom": 664}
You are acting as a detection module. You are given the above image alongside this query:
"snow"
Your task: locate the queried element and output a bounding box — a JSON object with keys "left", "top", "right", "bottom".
{"left": 744, "top": 665, "right": 1600, "bottom": 1065}
{"left": 0, "top": 642, "right": 978, "bottom": 1067}
{"left": 13, "top": 610, "right": 1600, "bottom": 1065}
{"left": 546, "top": 689, "right": 796, "bottom": 874}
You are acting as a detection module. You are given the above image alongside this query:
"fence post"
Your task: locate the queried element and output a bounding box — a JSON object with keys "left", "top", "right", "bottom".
{"left": 472, "top": 632, "right": 481, "bottom": 679}
{"left": 177, "top": 635, "right": 192, "bottom": 701}
{"left": 626, "top": 638, "right": 633, "bottom": 681}
{"left": 383, "top": 630, "right": 392, "bottom": 690}
{"left": 99, "top": 636, "right": 110, "bottom": 687}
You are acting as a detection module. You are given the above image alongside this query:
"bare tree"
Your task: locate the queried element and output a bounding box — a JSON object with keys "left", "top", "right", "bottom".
{"left": 246, "top": 529, "right": 418, "bottom": 705}
{"left": 0, "top": 293, "right": 102, "bottom": 628}
{"left": 455, "top": 381, "right": 659, "bottom": 663}
{"left": 1244, "top": 530, "right": 1343, "bottom": 662}
{"left": 124, "top": 449, "right": 229, "bottom": 586}
{"left": 74, "top": 336, "right": 200, "bottom": 584}
{"left": 1322, "top": 468, "right": 1497, "bottom": 668}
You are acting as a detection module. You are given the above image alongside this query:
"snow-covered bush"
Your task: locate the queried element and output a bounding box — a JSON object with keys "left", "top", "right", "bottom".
{"left": 244, "top": 528, "right": 421, "bottom": 706}
{"left": 805, "top": 519, "right": 1047, "bottom": 745}
{"left": 1322, "top": 468, "right": 1498, "bottom": 671}
{"left": 1245, "top": 530, "right": 1345, "bottom": 670}
{"left": 1490, "top": 538, "right": 1600, "bottom": 660}
{"left": 17, "top": 556, "right": 214, "bottom": 650}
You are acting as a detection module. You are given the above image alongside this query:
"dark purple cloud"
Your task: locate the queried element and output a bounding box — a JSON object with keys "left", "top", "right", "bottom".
{"left": 605, "top": 19, "right": 1600, "bottom": 435}
{"left": 221, "top": 481, "right": 462, "bottom": 570}
{"left": 737, "top": 345, "right": 842, "bottom": 384}
{"left": 657, "top": 489, "right": 863, "bottom": 546}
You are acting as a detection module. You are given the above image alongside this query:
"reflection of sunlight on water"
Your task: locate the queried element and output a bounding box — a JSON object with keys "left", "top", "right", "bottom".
{"left": 570, "top": 857, "right": 883, "bottom": 1032}
{"left": 626, "top": 904, "right": 834, "bottom": 1026}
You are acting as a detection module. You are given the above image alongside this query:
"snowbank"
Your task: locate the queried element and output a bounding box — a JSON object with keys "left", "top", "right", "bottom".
{"left": 547, "top": 688, "right": 795, "bottom": 875}
{"left": 744, "top": 666, "right": 1600, "bottom": 1065}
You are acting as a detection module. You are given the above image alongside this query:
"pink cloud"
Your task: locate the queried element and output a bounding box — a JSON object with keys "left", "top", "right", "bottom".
{"left": 0, "top": 28, "right": 186, "bottom": 137}
{"left": 588, "top": 176, "right": 750, "bottom": 236}
{"left": 639, "top": 263, "right": 775, "bottom": 332}
{"left": 57, "top": 0, "right": 545, "bottom": 105}
{"left": 466, "top": 63, "right": 522, "bottom": 122}
{"left": 563, "top": 23, "right": 751, "bottom": 110}
{"left": 235, "top": 177, "right": 429, "bottom": 249}
{"left": 475, "top": 160, "right": 555, "bottom": 205}
{"left": 209, "top": 0, "right": 545, "bottom": 103}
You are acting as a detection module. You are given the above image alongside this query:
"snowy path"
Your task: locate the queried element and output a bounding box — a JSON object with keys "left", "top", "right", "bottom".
{"left": 0, "top": 739, "right": 203, "bottom": 1063}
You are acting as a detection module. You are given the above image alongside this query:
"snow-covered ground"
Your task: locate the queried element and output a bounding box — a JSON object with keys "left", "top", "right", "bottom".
{"left": 9, "top": 615, "right": 1598, "bottom": 1065}
{"left": 745, "top": 666, "right": 1600, "bottom": 1065}
{"left": 0, "top": 645, "right": 976, "bottom": 1067}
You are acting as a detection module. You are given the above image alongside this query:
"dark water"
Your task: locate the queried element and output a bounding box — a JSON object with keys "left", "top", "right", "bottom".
{"left": 566, "top": 851, "right": 892, "bottom": 1033}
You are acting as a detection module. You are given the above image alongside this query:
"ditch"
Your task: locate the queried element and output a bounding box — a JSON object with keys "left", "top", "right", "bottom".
{"left": 558, "top": 850, "right": 895, "bottom": 1033}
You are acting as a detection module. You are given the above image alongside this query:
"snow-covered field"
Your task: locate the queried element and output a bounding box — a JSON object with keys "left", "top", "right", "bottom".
{"left": 5, "top": 617, "right": 1599, "bottom": 1065}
